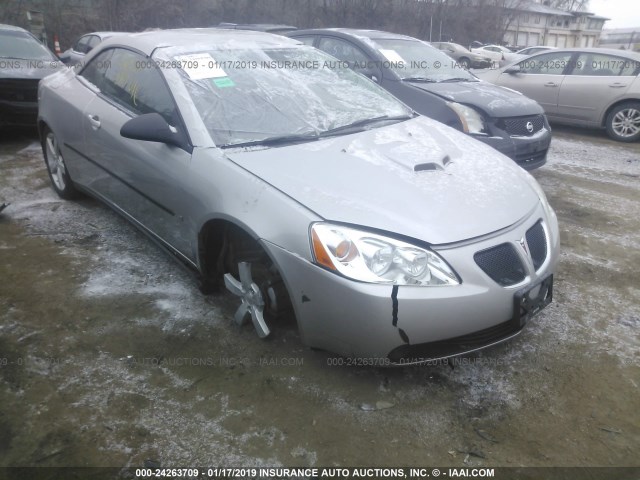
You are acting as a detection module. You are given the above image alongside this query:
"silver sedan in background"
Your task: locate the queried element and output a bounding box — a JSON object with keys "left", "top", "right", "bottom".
{"left": 58, "top": 31, "right": 127, "bottom": 66}
{"left": 38, "top": 29, "right": 559, "bottom": 364}
{"left": 477, "top": 47, "right": 640, "bottom": 142}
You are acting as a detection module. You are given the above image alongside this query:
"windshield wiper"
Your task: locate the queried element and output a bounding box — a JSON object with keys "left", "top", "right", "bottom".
{"left": 439, "top": 77, "right": 477, "bottom": 83}
{"left": 320, "top": 114, "right": 414, "bottom": 138}
{"left": 402, "top": 76, "right": 437, "bottom": 82}
{"left": 220, "top": 132, "right": 319, "bottom": 149}
{"left": 220, "top": 114, "right": 414, "bottom": 147}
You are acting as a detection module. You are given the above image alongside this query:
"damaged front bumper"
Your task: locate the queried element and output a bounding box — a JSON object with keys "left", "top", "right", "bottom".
{"left": 263, "top": 203, "right": 559, "bottom": 365}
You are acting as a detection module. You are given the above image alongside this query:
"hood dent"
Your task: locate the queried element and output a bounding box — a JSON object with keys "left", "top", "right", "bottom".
{"left": 227, "top": 117, "right": 539, "bottom": 244}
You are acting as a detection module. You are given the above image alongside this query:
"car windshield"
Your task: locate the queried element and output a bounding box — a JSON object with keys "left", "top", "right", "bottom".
{"left": 0, "top": 30, "right": 56, "bottom": 61}
{"left": 167, "top": 46, "right": 412, "bottom": 148}
{"left": 372, "top": 38, "right": 477, "bottom": 82}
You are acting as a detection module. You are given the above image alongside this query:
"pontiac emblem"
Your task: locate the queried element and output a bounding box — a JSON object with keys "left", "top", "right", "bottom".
{"left": 526, "top": 121, "right": 534, "bottom": 133}
{"left": 519, "top": 237, "right": 529, "bottom": 256}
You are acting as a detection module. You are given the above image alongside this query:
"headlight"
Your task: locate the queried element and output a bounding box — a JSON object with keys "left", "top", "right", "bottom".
{"left": 310, "top": 223, "right": 459, "bottom": 286}
{"left": 523, "top": 172, "right": 556, "bottom": 221}
{"left": 447, "top": 102, "right": 487, "bottom": 134}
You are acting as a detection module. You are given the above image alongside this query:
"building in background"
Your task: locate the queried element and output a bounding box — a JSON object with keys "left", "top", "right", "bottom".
{"left": 599, "top": 28, "right": 640, "bottom": 51}
{"left": 503, "top": 1, "right": 608, "bottom": 48}
{"left": 26, "top": 9, "right": 47, "bottom": 45}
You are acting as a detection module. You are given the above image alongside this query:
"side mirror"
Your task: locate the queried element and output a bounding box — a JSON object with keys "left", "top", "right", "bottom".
{"left": 357, "top": 68, "right": 380, "bottom": 83}
{"left": 120, "top": 113, "right": 190, "bottom": 152}
{"left": 504, "top": 65, "right": 521, "bottom": 74}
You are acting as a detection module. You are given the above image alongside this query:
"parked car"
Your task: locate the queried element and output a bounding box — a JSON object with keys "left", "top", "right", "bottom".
{"left": 0, "top": 23, "right": 63, "bottom": 127}
{"left": 471, "top": 44, "right": 504, "bottom": 63}
{"left": 516, "top": 46, "right": 556, "bottom": 56}
{"left": 431, "top": 41, "right": 492, "bottom": 69}
{"left": 288, "top": 28, "right": 552, "bottom": 169}
{"left": 59, "top": 31, "right": 127, "bottom": 66}
{"left": 506, "top": 46, "right": 557, "bottom": 66}
{"left": 216, "top": 23, "right": 297, "bottom": 34}
{"left": 476, "top": 48, "right": 640, "bottom": 142}
{"left": 504, "top": 45, "right": 522, "bottom": 52}
{"left": 471, "top": 44, "right": 521, "bottom": 67}
{"left": 39, "top": 28, "right": 559, "bottom": 364}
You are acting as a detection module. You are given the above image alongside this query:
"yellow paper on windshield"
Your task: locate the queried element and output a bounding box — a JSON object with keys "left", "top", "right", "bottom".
{"left": 175, "top": 53, "right": 227, "bottom": 80}
{"left": 379, "top": 49, "right": 405, "bottom": 64}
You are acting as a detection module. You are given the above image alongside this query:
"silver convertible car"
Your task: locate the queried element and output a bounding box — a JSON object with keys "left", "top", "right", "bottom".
{"left": 38, "top": 29, "right": 559, "bottom": 364}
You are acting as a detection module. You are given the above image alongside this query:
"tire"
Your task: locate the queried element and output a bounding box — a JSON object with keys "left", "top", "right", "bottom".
{"left": 458, "top": 57, "right": 471, "bottom": 69}
{"left": 41, "top": 126, "right": 79, "bottom": 199}
{"left": 218, "top": 226, "right": 294, "bottom": 338}
{"left": 605, "top": 102, "right": 640, "bottom": 142}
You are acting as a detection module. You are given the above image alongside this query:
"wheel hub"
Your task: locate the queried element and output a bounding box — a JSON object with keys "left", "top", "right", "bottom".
{"left": 46, "top": 133, "right": 67, "bottom": 190}
{"left": 613, "top": 108, "right": 640, "bottom": 137}
{"left": 224, "top": 261, "right": 270, "bottom": 338}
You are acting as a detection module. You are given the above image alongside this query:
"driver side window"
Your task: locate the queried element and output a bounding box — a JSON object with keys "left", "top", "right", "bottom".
{"left": 318, "top": 37, "right": 369, "bottom": 68}
{"left": 81, "top": 48, "right": 178, "bottom": 124}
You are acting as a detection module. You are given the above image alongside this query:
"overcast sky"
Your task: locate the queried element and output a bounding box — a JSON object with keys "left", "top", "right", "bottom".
{"left": 588, "top": 0, "right": 640, "bottom": 29}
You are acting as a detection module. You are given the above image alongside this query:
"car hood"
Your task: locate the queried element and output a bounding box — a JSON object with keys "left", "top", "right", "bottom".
{"left": 0, "top": 58, "right": 64, "bottom": 79}
{"left": 405, "top": 79, "right": 543, "bottom": 117}
{"left": 226, "top": 117, "right": 540, "bottom": 245}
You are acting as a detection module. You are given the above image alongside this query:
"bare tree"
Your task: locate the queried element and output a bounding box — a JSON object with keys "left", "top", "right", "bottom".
{"left": 2, "top": 0, "right": 592, "bottom": 52}
{"left": 545, "top": 0, "right": 591, "bottom": 11}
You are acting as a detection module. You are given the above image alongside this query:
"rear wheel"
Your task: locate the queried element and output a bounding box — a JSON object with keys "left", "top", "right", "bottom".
{"left": 458, "top": 57, "right": 471, "bottom": 69}
{"left": 605, "top": 102, "right": 640, "bottom": 142}
{"left": 41, "top": 126, "right": 79, "bottom": 199}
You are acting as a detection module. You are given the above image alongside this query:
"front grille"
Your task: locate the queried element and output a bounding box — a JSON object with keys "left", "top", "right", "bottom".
{"left": 474, "top": 243, "right": 526, "bottom": 286}
{"left": 515, "top": 149, "right": 547, "bottom": 162}
{"left": 499, "top": 115, "right": 545, "bottom": 136}
{"left": 514, "top": 149, "right": 548, "bottom": 169}
{"left": 0, "top": 79, "right": 39, "bottom": 102}
{"left": 388, "top": 318, "right": 520, "bottom": 363}
{"left": 526, "top": 220, "right": 547, "bottom": 270}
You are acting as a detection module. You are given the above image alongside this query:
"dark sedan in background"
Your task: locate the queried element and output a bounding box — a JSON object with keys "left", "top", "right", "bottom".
{"left": 216, "top": 23, "right": 297, "bottom": 34}
{"left": 289, "top": 29, "right": 552, "bottom": 169}
{"left": 0, "top": 23, "right": 63, "bottom": 127}
{"left": 431, "top": 42, "right": 493, "bottom": 69}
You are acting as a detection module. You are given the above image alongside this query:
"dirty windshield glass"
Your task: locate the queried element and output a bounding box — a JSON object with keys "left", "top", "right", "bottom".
{"left": 169, "top": 46, "right": 412, "bottom": 147}
{"left": 0, "top": 31, "right": 57, "bottom": 61}
{"left": 372, "top": 38, "right": 477, "bottom": 82}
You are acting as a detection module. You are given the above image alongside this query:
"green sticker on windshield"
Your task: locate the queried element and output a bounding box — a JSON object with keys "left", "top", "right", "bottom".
{"left": 213, "top": 77, "right": 235, "bottom": 88}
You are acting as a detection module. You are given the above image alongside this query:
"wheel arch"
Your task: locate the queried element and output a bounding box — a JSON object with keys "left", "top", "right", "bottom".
{"left": 196, "top": 215, "right": 291, "bottom": 291}
{"left": 37, "top": 119, "right": 48, "bottom": 141}
{"left": 197, "top": 215, "right": 300, "bottom": 332}
{"left": 601, "top": 98, "right": 640, "bottom": 127}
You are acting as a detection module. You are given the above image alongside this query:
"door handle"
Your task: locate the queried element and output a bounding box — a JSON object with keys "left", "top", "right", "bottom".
{"left": 88, "top": 114, "right": 101, "bottom": 130}
{"left": 609, "top": 83, "right": 627, "bottom": 88}
{"left": 544, "top": 82, "right": 558, "bottom": 87}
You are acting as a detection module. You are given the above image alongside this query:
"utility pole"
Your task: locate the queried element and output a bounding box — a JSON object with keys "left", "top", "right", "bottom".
{"left": 430, "top": 15, "right": 433, "bottom": 42}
